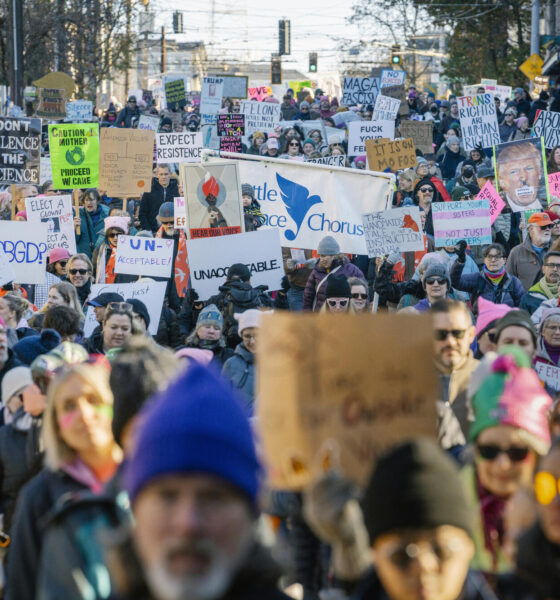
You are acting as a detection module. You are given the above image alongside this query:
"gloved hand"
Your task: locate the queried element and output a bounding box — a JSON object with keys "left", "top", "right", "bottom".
{"left": 188, "top": 288, "right": 199, "bottom": 304}
{"left": 455, "top": 240, "right": 467, "bottom": 263}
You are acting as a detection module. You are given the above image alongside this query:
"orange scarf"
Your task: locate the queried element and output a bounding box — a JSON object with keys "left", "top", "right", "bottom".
{"left": 155, "top": 227, "right": 189, "bottom": 297}
{"left": 106, "top": 246, "right": 117, "bottom": 284}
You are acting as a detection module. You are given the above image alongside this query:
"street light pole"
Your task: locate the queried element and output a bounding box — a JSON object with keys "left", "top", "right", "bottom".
{"left": 12, "top": 0, "right": 23, "bottom": 107}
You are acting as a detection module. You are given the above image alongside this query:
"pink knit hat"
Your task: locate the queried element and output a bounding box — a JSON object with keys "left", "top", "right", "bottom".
{"left": 475, "top": 297, "right": 513, "bottom": 338}
{"left": 175, "top": 348, "right": 213, "bottom": 365}
{"left": 104, "top": 216, "right": 129, "bottom": 234}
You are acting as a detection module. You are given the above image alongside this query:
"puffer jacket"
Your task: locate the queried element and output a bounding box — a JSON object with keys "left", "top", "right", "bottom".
{"left": 506, "top": 235, "right": 549, "bottom": 291}
{"left": 222, "top": 343, "right": 255, "bottom": 412}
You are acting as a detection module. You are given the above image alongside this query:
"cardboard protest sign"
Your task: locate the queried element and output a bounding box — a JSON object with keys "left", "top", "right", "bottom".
{"left": 219, "top": 137, "right": 243, "bottom": 153}
{"left": 66, "top": 100, "right": 92, "bottom": 121}
{"left": 174, "top": 196, "right": 186, "bottom": 229}
{"left": 380, "top": 69, "right": 406, "bottom": 88}
{"left": 256, "top": 312, "right": 438, "bottom": 489}
{"left": 99, "top": 128, "right": 154, "bottom": 196}
{"left": 248, "top": 86, "right": 270, "bottom": 101}
{"left": 83, "top": 281, "right": 166, "bottom": 337}
{"left": 138, "top": 115, "right": 159, "bottom": 131}
{"left": 186, "top": 229, "right": 283, "bottom": 300}
{"left": 48, "top": 123, "right": 99, "bottom": 189}
{"left": 180, "top": 161, "right": 244, "bottom": 239}
{"left": 164, "top": 76, "right": 187, "bottom": 111}
{"left": 219, "top": 156, "right": 393, "bottom": 254}
{"left": 549, "top": 172, "right": 560, "bottom": 198}
{"left": 457, "top": 94, "right": 500, "bottom": 151}
{"left": 40, "top": 157, "right": 52, "bottom": 185}
{"left": 432, "top": 199, "right": 492, "bottom": 247}
{"left": 156, "top": 132, "right": 202, "bottom": 164}
{"left": 0, "top": 221, "right": 48, "bottom": 284}
{"left": 348, "top": 121, "right": 395, "bottom": 156}
{"left": 533, "top": 110, "right": 560, "bottom": 149}
{"left": 366, "top": 138, "right": 417, "bottom": 172}
{"left": 535, "top": 362, "right": 560, "bottom": 392}
{"left": 36, "top": 88, "right": 66, "bottom": 119}
{"left": 341, "top": 77, "right": 379, "bottom": 106}
{"left": 200, "top": 77, "right": 224, "bottom": 125}
{"left": 0, "top": 117, "right": 41, "bottom": 184}
{"left": 362, "top": 206, "right": 424, "bottom": 257}
{"left": 222, "top": 76, "right": 248, "bottom": 99}
{"left": 372, "top": 95, "right": 400, "bottom": 122}
{"left": 399, "top": 120, "right": 433, "bottom": 154}
{"left": 25, "top": 194, "right": 76, "bottom": 254}
{"left": 0, "top": 248, "right": 15, "bottom": 287}
{"left": 240, "top": 101, "right": 281, "bottom": 135}
{"left": 305, "top": 155, "right": 345, "bottom": 168}
{"left": 476, "top": 180, "right": 505, "bottom": 224}
{"left": 115, "top": 235, "right": 174, "bottom": 278}
{"left": 217, "top": 114, "right": 245, "bottom": 137}
{"left": 493, "top": 137, "right": 549, "bottom": 212}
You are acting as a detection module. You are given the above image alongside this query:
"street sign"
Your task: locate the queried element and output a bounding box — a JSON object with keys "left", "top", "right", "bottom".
{"left": 519, "top": 54, "right": 544, "bottom": 80}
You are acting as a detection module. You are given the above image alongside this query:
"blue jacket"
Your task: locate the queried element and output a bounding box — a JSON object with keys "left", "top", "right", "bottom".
{"left": 222, "top": 343, "right": 255, "bottom": 413}
{"left": 75, "top": 205, "right": 109, "bottom": 258}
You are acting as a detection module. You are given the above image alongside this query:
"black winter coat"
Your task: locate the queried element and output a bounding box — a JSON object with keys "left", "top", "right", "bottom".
{"left": 138, "top": 178, "right": 180, "bottom": 233}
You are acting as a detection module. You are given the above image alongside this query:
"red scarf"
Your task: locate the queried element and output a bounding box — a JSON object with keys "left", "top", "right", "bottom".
{"left": 476, "top": 475, "right": 506, "bottom": 569}
{"left": 156, "top": 227, "right": 189, "bottom": 297}
{"left": 106, "top": 246, "right": 117, "bottom": 284}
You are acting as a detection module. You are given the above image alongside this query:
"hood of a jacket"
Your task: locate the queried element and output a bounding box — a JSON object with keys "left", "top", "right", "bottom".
{"left": 218, "top": 280, "right": 260, "bottom": 306}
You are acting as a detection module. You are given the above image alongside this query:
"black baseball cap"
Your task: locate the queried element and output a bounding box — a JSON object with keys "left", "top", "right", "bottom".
{"left": 87, "top": 293, "right": 124, "bottom": 307}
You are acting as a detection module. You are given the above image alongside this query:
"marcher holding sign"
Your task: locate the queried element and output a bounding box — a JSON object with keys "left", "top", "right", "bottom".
{"left": 156, "top": 132, "right": 202, "bottom": 163}
{"left": 362, "top": 207, "right": 424, "bottom": 258}
{"left": 432, "top": 199, "right": 491, "bottom": 247}
{"left": 0, "top": 117, "right": 41, "bottom": 184}
{"left": 457, "top": 94, "right": 500, "bottom": 151}
{"left": 25, "top": 194, "right": 76, "bottom": 255}
{"left": 115, "top": 235, "right": 174, "bottom": 278}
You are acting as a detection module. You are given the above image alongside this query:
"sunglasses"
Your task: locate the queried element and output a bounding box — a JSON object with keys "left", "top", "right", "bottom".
{"left": 351, "top": 293, "right": 368, "bottom": 299}
{"left": 433, "top": 329, "right": 466, "bottom": 341}
{"left": 420, "top": 187, "right": 433, "bottom": 193}
{"left": 535, "top": 472, "right": 560, "bottom": 505}
{"left": 327, "top": 299, "right": 349, "bottom": 308}
{"left": 476, "top": 444, "right": 530, "bottom": 462}
{"left": 425, "top": 277, "right": 446, "bottom": 285}
{"left": 107, "top": 302, "right": 133, "bottom": 311}
{"left": 289, "top": 142, "right": 299, "bottom": 147}
{"left": 56, "top": 260, "right": 68, "bottom": 267}
{"left": 540, "top": 224, "right": 554, "bottom": 230}
{"left": 160, "top": 220, "right": 174, "bottom": 226}
{"left": 69, "top": 268, "right": 88, "bottom": 275}
{"left": 107, "top": 232, "right": 120, "bottom": 239}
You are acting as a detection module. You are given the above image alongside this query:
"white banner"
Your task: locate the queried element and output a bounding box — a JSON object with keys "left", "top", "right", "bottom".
{"left": 200, "top": 77, "right": 224, "bottom": 125}
{"left": 25, "top": 194, "right": 76, "bottom": 255}
{"left": 156, "top": 132, "right": 202, "bottom": 163}
{"left": 362, "top": 206, "right": 424, "bottom": 258}
{"left": 305, "top": 155, "right": 345, "bottom": 167}
{"left": 0, "top": 221, "right": 48, "bottom": 284}
{"left": 83, "top": 280, "right": 167, "bottom": 337}
{"left": 240, "top": 101, "right": 281, "bottom": 135}
{"left": 66, "top": 100, "right": 93, "bottom": 121}
{"left": 186, "top": 228, "right": 284, "bottom": 300}
{"left": 115, "top": 235, "right": 174, "bottom": 278}
{"left": 457, "top": 94, "right": 500, "bottom": 151}
{"left": 348, "top": 120, "right": 395, "bottom": 156}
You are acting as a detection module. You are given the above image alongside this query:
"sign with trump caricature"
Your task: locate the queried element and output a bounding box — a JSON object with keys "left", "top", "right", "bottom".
{"left": 493, "top": 137, "right": 549, "bottom": 212}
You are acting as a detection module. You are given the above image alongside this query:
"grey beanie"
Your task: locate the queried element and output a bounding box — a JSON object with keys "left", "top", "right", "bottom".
{"left": 317, "top": 235, "right": 340, "bottom": 256}
{"left": 422, "top": 264, "right": 451, "bottom": 289}
{"left": 416, "top": 156, "right": 428, "bottom": 166}
{"left": 196, "top": 304, "right": 223, "bottom": 330}
{"left": 241, "top": 183, "right": 254, "bottom": 199}
{"left": 447, "top": 135, "right": 460, "bottom": 147}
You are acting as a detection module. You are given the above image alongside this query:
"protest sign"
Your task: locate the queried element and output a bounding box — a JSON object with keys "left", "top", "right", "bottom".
{"left": 432, "top": 199, "right": 491, "bottom": 247}
{"left": 156, "top": 132, "right": 202, "bottom": 164}
{"left": 142, "top": 89, "right": 153, "bottom": 105}
{"left": 164, "top": 76, "right": 187, "bottom": 111}
{"left": 174, "top": 196, "right": 186, "bottom": 229}
{"left": 219, "top": 137, "right": 243, "bottom": 153}
{"left": 48, "top": 123, "right": 100, "bottom": 189}
{"left": 186, "top": 229, "right": 283, "bottom": 300}
{"left": 217, "top": 114, "right": 245, "bottom": 137}
{"left": 215, "top": 155, "right": 393, "bottom": 254}
{"left": 66, "top": 100, "right": 92, "bottom": 121}
{"left": 138, "top": 115, "right": 159, "bottom": 131}
{"left": 549, "top": 172, "right": 560, "bottom": 198}
{"left": 484, "top": 84, "right": 512, "bottom": 107}
{"left": 0, "top": 221, "right": 48, "bottom": 284}
{"left": 0, "top": 248, "right": 15, "bottom": 287}
{"left": 535, "top": 362, "right": 560, "bottom": 392}
{"left": 36, "top": 88, "right": 66, "bottom": 119}
{"left": 533, "top": 110, "right": 560, "bottom": 149}
{"left": 83, "top": 280, "right": 166, "bottom": 337}
{"left": 180, "top": 161, "right": 244, "bottom": 239}
{"left": 457, "top": 94, "right": 500, "bottom": 151}
{"left": 362, "top": 206, "right": 424, "bottom": 257}
{"left": 0, "top": 117, "right": 41, "bottom": 184}
{"left": 201, "top": 124, "right": 220, "bottom": 151}
{"left": 185, "top": 92, "right": 201, "bottom": 107}
{"left": 222, "top": 76, "right": 248, "bottom": 99}
{"left": 476, "top": 180, "right": 505, "bottom": 224}
{"left": 366, "top": 138, "right": 417, "bottom": 172}
{"left": 99, "top": 128, "right": 154, "bottom": 196}
{"left": 381, "top": 84, "right": 407, "bottom": 116}
{"left": 399, "top": 120, "right": 433, "bottom": 154}
{"left": 240, "top": 101, "right": 281, "bottom": 135}
{"left": 341, "top": 77, "right": 379, "bottom": 106}
{"left": 493, "top": 137, "right": 549, "bottom": 211}
{"left": 115, "top": 235, "right": 174, "bottom": 278}
{"left": 380, "top": 69, "right": 406, "bottom": 88}
{"left": 248, "top": 86, "right": 270, "bottom": 101}
{"left": 25, "top": 194, "right": 76, "bottom": 254}
{"left": 305, "top": 155, "right": 345, "bottom": 168}
{"left": 200, "top": 77, "right": 224, "bottom": 125}
{"left": 372, "top": 95, "right": 400, "bottom": 121}
{"left": 39, "top": 157, "right": 52, "bottom": 185}
{"left": 256, "top": 312, "right": 437, "bottom": 489}
{"left": 348, "top": 121, "right": 395, "bottom": 156}
{"left": 331, "top": 111, "right": 360, "bottom": 127}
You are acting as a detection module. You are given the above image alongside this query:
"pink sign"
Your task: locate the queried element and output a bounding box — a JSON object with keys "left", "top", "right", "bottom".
{"left": 248, "top": 86, "right": 270, "bottom": 102}
{"left": 476, "top": 180, "right": 505, "bottom": 224}
{"left": 548, "top": 172, "right": 560, "bottom": 199}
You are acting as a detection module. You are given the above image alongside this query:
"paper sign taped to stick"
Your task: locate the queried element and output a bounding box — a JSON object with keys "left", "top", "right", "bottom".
{"left": 25, "top": 194, "right": 76, "bottom": 255}
{"left": 533, "top": 110, "right": 560, "bottom": 149}
{"left": 549, "top": 172, "right": 560, "bottom": 198}
{"left": 362, "top": 206, "right": 424, "bottom": 257}
{"left": 174, "top": 196, "right": 186, "bottom": 230}
{"left": 366, "top": 138, "right": 417, "bottom": 172}
{"left": 83, "top": 281, "right": 166, "bottom": 337}
{"left": 399, "top": 120, "right": 433, "bottom": 154}
{"left": 535, "top": 362, "right": 560, "bottom": 392}
{"left": 200, "top": 77, "right": 224, "bottom": 125}
{"left": 348, "top": 121, "right": 395, "bottom": 156}
{"left": 240, "top": 101, "right": 280, "bottom": 135}
{"left": 457, "top": 94, "right": 500, "bottom": 151}
{"left": 0, "top": 221, "right": 48, "bottom": 284}
{"left": 0, "top": 117, "right": 41, "bottom": 184}
{"left": 99, "top": 128, "right": 154, "bottom": 196}
{"left": 156, "top": 132, "right": 202, "bottom": 164}
{"left": 0, "top": 248, "right": 15, "bottom": 287}
{"left": 372, "top": 95, "right": 400, "bottom": 121}
{"left": 36, "top": 88, "right": 66, "bottom": 119}
{"left": 256, "top": 312, "right": 438, "bottom": 489}
{"left": 476, "top": 180, "right": 505, "bottom": 224}
{"left": 341, "top": 77, "right": 379, "bottom": 106}
{"left": 186, "top": 228, "right": 284, "bottom": 300}
{"left": 66, "top": 100, "right": 92, "bottom": 121}
{"left": 433, "top": 200, "right": 491, "bottom": 247}
{"left": 115, "top": 235, "right": 174, "bottom": 278}
{"left": 380, "top": 70, "right": 406, "bottom": 88}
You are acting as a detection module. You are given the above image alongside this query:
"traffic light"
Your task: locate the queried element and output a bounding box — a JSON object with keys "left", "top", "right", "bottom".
{"left": 271, "top": 54, "right": 282, "bottom": 84}
{"left": 173, "top": 11, "right": 183, "bottom": 34}
{"left": 391, "top": 44, "right": 402, "bottom": 66}
{"left": 309, "top": 52, "right": 318, "bottom": 73}
{"left": 279, "top": 20, "right": 291, "bottom": 55}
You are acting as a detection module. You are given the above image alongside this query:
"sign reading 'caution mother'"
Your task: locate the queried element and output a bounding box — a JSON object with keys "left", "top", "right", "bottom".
{"left": 48, "top": 123, "right": 100, "bottom": 189}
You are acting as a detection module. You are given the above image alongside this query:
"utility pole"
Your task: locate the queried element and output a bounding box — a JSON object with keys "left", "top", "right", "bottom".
{"left": 531, "top": 0, "right": 540, "bottom": 56}
{"left": 11, "top": 0, "right": 23, "bottom": 107}
{"left": 161, "top": 26, "right": 166, "bottom": 74}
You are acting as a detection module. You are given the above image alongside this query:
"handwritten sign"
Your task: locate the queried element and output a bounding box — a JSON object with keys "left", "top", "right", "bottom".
{"left": 382, "top": 84, "right": 407, "bottom": 115}
{"left": 174, "top": 196, "right": 186, "bottom": 229}
{"left": 341, "top": 77, "right": 380, "bottom": 106}
{"left": 362, "top": 206, "right": 424, "bottom": 257}
{"left": 457, "top": 94, "right": 500, "bottom": 151}
{"left": 219, "top": 137, "right": 243, "bottom": 153}
{"left": 0, "top": 221, "right": 48, "bottom": 284}
{"left": 200, "top": 77, "right": 224, "bottom": 125}
{"left": 432, "top": 199, "right": 491, "bottom": 247}
{"left": 0, "top": 117, "right": 41, "bottom": 184}
{"left": 380, "top": 69, "right": 406, "bottom": 88}
{"left": 36, "top": 88, "right": 66, "bottom": 119}
{"left": 372, "top": 95, "right": 400, "bottom": 121}
{"left": 366, "top": 138, "right": 417, "bottom": 172}
{"left": 549, "top": 172, "right": 560, "bottom": 198}
{"left": 348, "top": 121, "right": 395, "bottom": 156}
{"left": 25, "top": 194, "right": 76, "bottom": 254}
{"left": 476, "top": 180, "right": 505, "bottom": 224}
{"left": 0, "top": 248, "right": 15, "bottom": 287}
{"left": 399, "top": 120, "right": 433, "bottom": 154}
{"left": 256, "top": 312, "right": 438, "bottom": 489}
{"left": 240, "top": 101, "right": 280, "bottom": 135}
{"left": 248, "top": 86, "right": 270, "bottom": 101}
{"left": 115, "top": 234, "right": 174, "bottom": 278}
{"left": 535, "top": 362, "right": 560, "bottom": 392}
{"left": 138, "top": 115, "right": 159, "bottom": 131}
{"left": 156, "top": 132, "right": 202, "bottom": 164}
{"left": 217, "top": 114, "right": 245, "bottom": 137}
{"left": 305, "top": 155, "right": 345, "bottom": 168}
{"left": 533, "top": 110, "right": 560, "bottom": 149}
{"left": 66, "top": 100, "right": 92, "bottom": 121}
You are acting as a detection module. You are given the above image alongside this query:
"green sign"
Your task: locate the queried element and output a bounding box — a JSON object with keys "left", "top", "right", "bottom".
{"left": 48, "top": 123, "right": 99, "bottom": 189}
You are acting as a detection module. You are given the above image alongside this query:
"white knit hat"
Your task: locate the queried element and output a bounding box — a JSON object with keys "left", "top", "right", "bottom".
{"left": 1, "top": 366, "right": 32, "bottom": 404}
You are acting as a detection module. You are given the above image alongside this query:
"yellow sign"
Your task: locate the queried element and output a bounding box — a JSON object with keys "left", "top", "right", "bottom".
{"left": 519, "top": 54, "right": 544, "bottom": 80}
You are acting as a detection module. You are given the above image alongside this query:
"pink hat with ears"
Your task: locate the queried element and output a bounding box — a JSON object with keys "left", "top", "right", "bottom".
{"left": 104, "top": 216, "right": 129, "bottom": 234}
{"left": 475, "top": 297, "right": 513, "bottom": 338}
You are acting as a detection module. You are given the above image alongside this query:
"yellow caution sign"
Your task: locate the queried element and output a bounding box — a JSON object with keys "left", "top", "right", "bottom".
{"left": 519, "top": 54, "right": 544, "bottom": 80}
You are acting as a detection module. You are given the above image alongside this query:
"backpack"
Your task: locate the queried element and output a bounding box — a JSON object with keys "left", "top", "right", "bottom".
{"left": 219, "top": 284, "right": 271, "bottom": 347}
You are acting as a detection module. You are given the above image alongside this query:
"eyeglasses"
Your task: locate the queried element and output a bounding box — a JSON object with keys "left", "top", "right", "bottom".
{"left": 160, "top": 220, "right": 174, "bottom": 226}
{"left": 69, "top": 268, "right": 88, "bottom": 275}
{"left": 433, "top": 329, "right": 466, "bottom": 341}
{"left": 242, "top": 333, "right": 257, "bottom": 341}
{"left": 545, "top": 263, "right": 560, "bottom": 270}
{"left": 485, "top": 254, "right": 504, "bottom": 261}
{"left": 419, "top": 187, "right": 433, "bottom": 193}
{"left": 535, "top": 471, "right": 560, "bottom": 505}
{"left": 351, "top": 293, "right": 368, "bottom": 299}
{"left": 380, "top": 537, "right": 467, "bottom": 570}
{"left": 327, "top": 299, "right": 349, "bottom": 308}
{"left": 476, "top": 444, "right": 530, "bottom": 462}
{"left": 425, "top": 277, "right": 446, "bottom": 286}
{"left": 289, "top": 142, "right": 299, "bottom": 147}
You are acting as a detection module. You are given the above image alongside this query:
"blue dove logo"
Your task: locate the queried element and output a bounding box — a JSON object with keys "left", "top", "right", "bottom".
{"left": 276, "top": 173, "right": 323, "bottom": 241}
